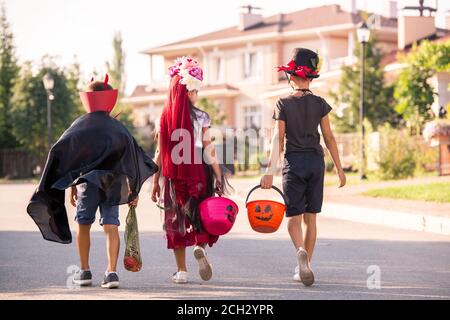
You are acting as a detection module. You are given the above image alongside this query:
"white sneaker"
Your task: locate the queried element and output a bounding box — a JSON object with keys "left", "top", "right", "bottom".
{"left": 172, "top": 271, "right": 188, "bottom": 284}
{"left": 193, "top": 246, "right": 213, "bottom": 281}
{"left": 293, "top": 266, "right": 301, "bottom": 282}
{"left": 297, "top": 248, "right": 314, "bottom": 286}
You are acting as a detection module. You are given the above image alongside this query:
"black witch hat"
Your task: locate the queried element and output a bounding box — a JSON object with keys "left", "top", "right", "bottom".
{"left": 277, "top": 48, "right": 320, "bottom": 79}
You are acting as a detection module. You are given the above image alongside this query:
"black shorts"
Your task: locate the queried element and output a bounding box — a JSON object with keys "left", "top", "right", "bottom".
{"left": 282, "top": 152, "right": 325, "bottom": 216}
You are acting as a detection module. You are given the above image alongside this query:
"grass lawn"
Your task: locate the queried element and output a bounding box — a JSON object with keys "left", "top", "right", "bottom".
{"left": 324, "top": 172, "right": 381, "bottom": 186}
{"left": 363, "top": 182, "right": 450, "bottom": 203}
{"left": 0, "top": 178, "right": 38, "bottom": 184}
{"left": 324, "top": 171, "right": 438, "bottom": 187}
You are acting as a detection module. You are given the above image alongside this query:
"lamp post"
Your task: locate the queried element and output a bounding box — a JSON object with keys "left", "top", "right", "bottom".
{"left": 42, "top": 73, "right": 54, "bottom": 150}
{"left": 356, "top": 21, "right": 370, "bottom": 180}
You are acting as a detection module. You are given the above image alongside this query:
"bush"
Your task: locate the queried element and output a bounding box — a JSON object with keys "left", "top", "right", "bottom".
{"left": 414, "top": 137, "right": 438, "bottom": 174}
{"left": 324, "top": 155, "right": 335, "bottom": 172}
{"left": 377, "top": 125, "right": 416, "bottom": 180}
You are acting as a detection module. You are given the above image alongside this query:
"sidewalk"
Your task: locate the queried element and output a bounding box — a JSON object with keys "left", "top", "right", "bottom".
{"left": 229, "top": 175, "right": 450, "bottom": 235}
{"left": 1, "top": 175, "right": 449, "bottom": 236}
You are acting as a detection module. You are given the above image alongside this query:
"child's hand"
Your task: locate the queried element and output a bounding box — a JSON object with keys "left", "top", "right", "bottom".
{"left": 215, "top": 180, "right": 224, "bottom": 196}
{"left": 129, "top": 196, "right": 139, "bottom": 208}
{"left": 337, "top": 169, "right": 346, "bottom": 188}
{"left": 70, "top": 186, "right": 77, "bottom": 207}
{"left": 260, "top": 174, "right": 273, "bottom": 189}
{"left": 151, "top": 184, "right": 161, "bottom": 202}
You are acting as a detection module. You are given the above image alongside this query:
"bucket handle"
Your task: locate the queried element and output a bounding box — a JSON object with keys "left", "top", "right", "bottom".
{"left": 245, "top": 185, "right": 287, "bottom": 206}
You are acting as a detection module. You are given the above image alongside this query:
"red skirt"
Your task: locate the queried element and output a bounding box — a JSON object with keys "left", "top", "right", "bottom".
{"left": 163, "top": 176, "right": 219, "bottom": 250}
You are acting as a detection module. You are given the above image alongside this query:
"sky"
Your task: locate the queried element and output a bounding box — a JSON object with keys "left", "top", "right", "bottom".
{"left": 3, "top": 0, "right": 450, "bottom": 94}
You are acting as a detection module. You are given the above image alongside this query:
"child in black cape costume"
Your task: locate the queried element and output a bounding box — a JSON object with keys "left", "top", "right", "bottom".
{"left": 26, "top": 75, "right": 158, "bottom": 245}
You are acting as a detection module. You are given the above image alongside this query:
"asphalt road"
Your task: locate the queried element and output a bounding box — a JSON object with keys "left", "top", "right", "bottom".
{"left": 0, "top": 183, "right": 449, "bottom": 299}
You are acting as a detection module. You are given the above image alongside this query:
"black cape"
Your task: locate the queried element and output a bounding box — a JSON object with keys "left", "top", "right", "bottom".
{"left": 26, "top": 111, "right": 158, "bottom": 244}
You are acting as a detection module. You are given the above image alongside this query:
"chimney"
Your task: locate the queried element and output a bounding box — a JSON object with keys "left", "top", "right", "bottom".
{"left": 340, "top": 0, "right": 357, "bottom": 14}
{"left": 398, "top": 14, "right": 436, "bottom": 49}
{"left": 383, "top": 1, "right": 398, "bottom": 19}
{"left": 239, "top": 5, "right": 263, "bottom": 31}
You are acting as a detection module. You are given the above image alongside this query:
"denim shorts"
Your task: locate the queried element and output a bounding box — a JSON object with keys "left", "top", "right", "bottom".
{"left": 75, "top": 182, "right": 120, "bottom": 226}
{"left": 282, "top": 152, "right": 325, "bottom": 216}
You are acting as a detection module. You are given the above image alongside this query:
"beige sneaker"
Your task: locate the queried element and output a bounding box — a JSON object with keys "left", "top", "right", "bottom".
{"left": 297, "top": 248, "right": 314, "bottom": 286}
{"left": 172, "top": 271, "right": 188, "bottom": 284}
{"left": 293, "top": 266, "right": 301, "bottom": 282}
{"left": 193, "top": 246, "right": 213, "bottom": 281}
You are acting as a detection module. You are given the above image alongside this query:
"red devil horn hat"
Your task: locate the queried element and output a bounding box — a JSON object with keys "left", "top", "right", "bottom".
{"left": 79, "top": 74, "right": 118, "bottom": 113}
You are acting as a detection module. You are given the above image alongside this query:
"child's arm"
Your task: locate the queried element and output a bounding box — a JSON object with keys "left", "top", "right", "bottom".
{"left": 320, "top": 115, "right": 346, "bottom": 188}
{"left": 261, "top": 120, "right": 285, "bottom": 189}
{"left": 70, "top": 186, "right": 77, "bottom": 207}
{"left": 151, "top": 133, "right": 162, "bottom": 202}
{"left": 202, "top": 127, "right": 223, "bottom": 195}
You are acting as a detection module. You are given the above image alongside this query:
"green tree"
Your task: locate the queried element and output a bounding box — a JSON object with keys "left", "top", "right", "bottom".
{"left": 66, "top": 60, "right": 83, "bottom": 113}
{"left": 11, "top": 60, "right": 83, "bottom": 161}
{"left": 329, "top": 35, "right": 398, "bottom": 133}
{"left": 107, "top": 31, "right": 125, "bottom": 92}
{"left": 197, "top": 97, "right": 226, "bottom": 125}
{"left": 106, "top": 31, "right": 136, "bottom": 134}
{"left": 394, "top": 40, "right": 450, "bottom": 134}
{"left": 0, "top": 4, "right": 20, "bottom": 148}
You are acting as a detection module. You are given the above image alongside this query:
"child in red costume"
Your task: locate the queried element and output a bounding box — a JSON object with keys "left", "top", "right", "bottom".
{"left": 151, "top": 57, "right": 226, "bottom": 284}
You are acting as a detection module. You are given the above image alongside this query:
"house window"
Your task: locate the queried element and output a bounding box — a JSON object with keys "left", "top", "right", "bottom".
{"left": 244, "top": 52, "right": 259, "bottom": 79}
{"left": 243, "top": 105, "right": 261, "bottom": 129}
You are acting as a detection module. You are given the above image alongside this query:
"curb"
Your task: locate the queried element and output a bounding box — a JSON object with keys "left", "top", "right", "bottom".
{"left": 231, "top": 195, "right": 450, "bottom": 236}
{"left": 321, "top": 203, "right": 450, "bottom": 236}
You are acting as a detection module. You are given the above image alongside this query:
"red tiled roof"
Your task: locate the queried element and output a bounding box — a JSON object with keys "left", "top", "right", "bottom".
{"left": 143, "top": 5, "right": 397, "bottom": 53}
{"left": 381, "top": 30, "right": 450, "bottom": 66}
{"left": 130, "top": 85, "right": 161, "bottom": 97}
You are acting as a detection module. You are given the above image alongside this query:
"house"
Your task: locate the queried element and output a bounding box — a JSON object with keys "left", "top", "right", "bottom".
{"left": 125, "top": 2, "right": 399, "bottom": 131}
{"left": 124, "top": 1, "right": 449, "bottom": 169}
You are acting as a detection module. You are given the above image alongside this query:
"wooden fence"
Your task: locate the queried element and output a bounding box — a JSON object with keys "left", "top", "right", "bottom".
{"left": 0, "top": 149, "right": 36, "bottom": 179}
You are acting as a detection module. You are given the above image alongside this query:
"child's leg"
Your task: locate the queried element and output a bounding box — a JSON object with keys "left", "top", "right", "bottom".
{"left": 193, "top": 230, "right": 215, "bottom": 281}
{"left": 74, "top": 182, "right": 98, "bottom": 270}
{"left": 103, "top": 224, "right": 120, "bottom": 272}
{"left": 287, "top": 215, "right": 304, "bottom": 250}
{"left": 302, "top": 152, "right": 323, "bottom": 261}
{"left": 173, "top": 248, "right": 187, "bottom": 272}
{"left": 77, "top": 224, "right": 91, "bottom": 270}
{"left": 99, "top": 204, "right": 120, "bottom": 273}
{"left": 302, "top": 213, "right": 317, "bottom": 261}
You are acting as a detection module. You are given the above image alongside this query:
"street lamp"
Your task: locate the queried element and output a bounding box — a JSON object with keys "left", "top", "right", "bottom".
{"left": 42, "top": 73, "right": 54, "bottom": 150}
{"left": 356, "top": 21, "right": 370, "bottom": 180}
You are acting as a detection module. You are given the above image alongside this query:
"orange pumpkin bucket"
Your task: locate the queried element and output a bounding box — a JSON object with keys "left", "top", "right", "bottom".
{"left": 245, "top": 185, "right": 287, "bottom": 233}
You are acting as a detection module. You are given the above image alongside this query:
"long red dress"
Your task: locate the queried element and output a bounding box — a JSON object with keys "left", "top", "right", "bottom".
{"left": 159, "top": 75, "right": 219, "bottom": 249}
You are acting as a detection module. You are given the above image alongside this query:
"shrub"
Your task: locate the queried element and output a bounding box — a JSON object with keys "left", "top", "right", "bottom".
{"left": 377, "top": 125, "right": 416, "bottom": 180}
{"left": 324, "top": 155, "right": 336, "bottom": 172}
{"left": 414, "top": 137, "right": 438, "bottom": 174}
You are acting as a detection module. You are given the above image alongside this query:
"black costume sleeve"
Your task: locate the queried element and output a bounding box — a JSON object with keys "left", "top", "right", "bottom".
{"left": 272, "top": 99, "right": 287, "bottom": 121}
{"left": 321, "top": 98, "right": 333, "bottom": 117}
{"left": 26, "top": 112, "right": 158, "bottom": 244}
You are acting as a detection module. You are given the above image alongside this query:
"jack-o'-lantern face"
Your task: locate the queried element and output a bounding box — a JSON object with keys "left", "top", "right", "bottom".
{"left": 224, "top": 204, "right": 237, "bottom": 223}
{"left": 254, "top": 204, "right": 273, "bottom": 221}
